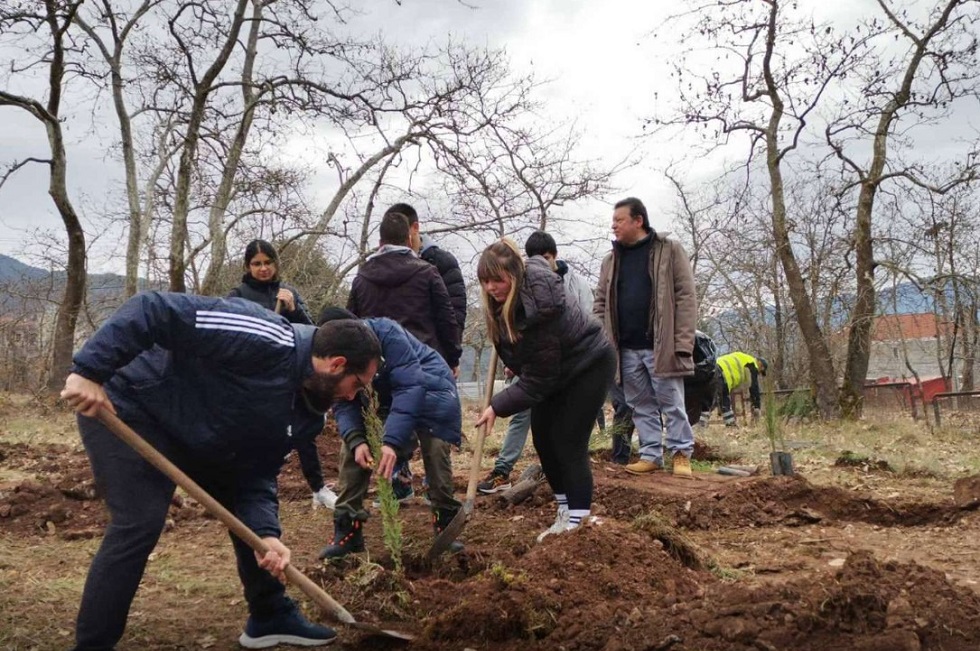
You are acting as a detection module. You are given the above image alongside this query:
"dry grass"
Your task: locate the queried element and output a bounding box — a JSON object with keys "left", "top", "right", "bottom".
{"left": 0, "top": 393, "right": 78, "bottom": 448}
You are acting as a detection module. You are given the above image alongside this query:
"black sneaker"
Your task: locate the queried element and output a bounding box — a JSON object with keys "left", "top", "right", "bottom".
{"left": 318, "top": 514, "right": 365, "bottom": 560}
{"left": 432, "top": 508, "right": 465, "bottom": 554}
{"left": 239, "top": 606, "right": 336, "bottom": 648}
{"left": 476, "top": 470, "right": 512, "bottom": 495}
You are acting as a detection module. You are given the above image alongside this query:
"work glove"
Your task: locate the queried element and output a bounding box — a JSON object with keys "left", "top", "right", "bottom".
{"left": 751, "top": 407, "right": 761, "bottom": 422}
{"left": 311, "top": 486, "right": 338, "bottom": 511}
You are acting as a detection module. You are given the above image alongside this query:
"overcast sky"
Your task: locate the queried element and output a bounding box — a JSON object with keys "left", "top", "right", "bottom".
{"left": 0, "top": 0, "right": 682, "bottom": 272}
{"left": 0, "top": 0, "right": 974, "bottom": 274}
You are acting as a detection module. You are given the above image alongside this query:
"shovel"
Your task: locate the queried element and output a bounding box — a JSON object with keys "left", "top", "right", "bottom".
{"left": 428, "top": 349, "right": 499, "bottom": 558}
{"left": 96, "top": 408, "right": 413, "bottom": 641}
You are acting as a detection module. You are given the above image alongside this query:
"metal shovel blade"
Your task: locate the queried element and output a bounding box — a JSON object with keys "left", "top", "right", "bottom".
{"left": 427, "top": 350, "right": 498, "bottom": 559}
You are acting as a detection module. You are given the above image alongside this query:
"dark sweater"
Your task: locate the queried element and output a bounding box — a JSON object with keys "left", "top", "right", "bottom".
{"left": 615, "top": 233, "right": 654, "bottom": 349}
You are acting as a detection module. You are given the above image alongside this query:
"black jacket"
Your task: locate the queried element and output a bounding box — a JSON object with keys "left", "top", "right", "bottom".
{"left": 420, "top": 236, "right": 466, "bottom": 341}
{"left": 227, "top": 274, "right": 313, "bottom": 325}
{"left": 490, "top": 256, "right": 612, "bottom": 417}
{"left": 347, "top": 249, "right": 462, "bottom": 367}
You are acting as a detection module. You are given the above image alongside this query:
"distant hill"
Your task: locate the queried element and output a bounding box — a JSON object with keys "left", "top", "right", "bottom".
{"left": 0, "top": 254, "right": 49, "bottom": 282}
{"left": 0, "top": 254, "right": 161, "bottom": 318}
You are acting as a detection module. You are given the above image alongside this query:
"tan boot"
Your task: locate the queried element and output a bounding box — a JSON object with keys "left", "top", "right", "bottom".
{"left": 672, "top": 452, "right": 693, "bottom": 477}
{"left": 624, "top": 459, "right": 664, "bottom": 475}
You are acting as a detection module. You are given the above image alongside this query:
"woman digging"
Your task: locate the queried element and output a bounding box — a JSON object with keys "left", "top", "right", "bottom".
{"left": 475, "top": 238, "right": 615, "bottom": 542}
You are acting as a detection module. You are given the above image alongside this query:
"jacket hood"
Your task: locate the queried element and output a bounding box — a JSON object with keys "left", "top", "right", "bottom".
{"left": 419, "top": 233, "right": 437, "bottom": 254}
{"left": 358, "top": 249, "right": 430, "bottom": 287}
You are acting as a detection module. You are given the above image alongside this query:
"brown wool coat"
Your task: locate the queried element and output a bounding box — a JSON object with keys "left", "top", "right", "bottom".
{"left": 593, "top": 231, "right": 698, "bottom": 381}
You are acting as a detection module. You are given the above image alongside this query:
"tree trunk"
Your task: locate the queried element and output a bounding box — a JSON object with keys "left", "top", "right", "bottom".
{"left": 44, "top": 1, "right": 87, "bottom": 390}
{"left": 767, "top": 152, "right": 839, "bottom": 418}
{"left": 199, "top": 0, "right": 263, "bottom": 297}
{"left": 840, "top": 181, "right": 876, "bottom": 418}
{"left": 168, "top": 0, "right": 250, "bottom": 292}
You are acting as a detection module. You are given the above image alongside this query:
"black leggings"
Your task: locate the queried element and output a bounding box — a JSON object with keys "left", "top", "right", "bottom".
{"left": 530, "top": 348, "right": 615, "bottom": 511}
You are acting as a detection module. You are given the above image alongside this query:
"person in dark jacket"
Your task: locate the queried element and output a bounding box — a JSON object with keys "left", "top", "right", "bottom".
{"left": 59, "top": 292, "right": 381, "bottom": 650}
{"left": 386, "top": 202, "right": 467, "bottom": 347}
{"left": 475, "top": 239, "right": 615, "bottom": 543}
{"left": 227, "top": 239, "right": 314, "bottom": 325}
{"left": 227, "top": 239, "right": 335, "bottom": 511}
{"left": 348, "top": 212, "right": 461, "bottom": 370}
{"left": 315, "top": 308, "right": 464, "bottom": 558}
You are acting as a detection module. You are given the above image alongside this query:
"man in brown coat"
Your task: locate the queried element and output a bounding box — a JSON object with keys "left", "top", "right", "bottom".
{"left": 593, "top": 197, "right": 698, "bottom": 476}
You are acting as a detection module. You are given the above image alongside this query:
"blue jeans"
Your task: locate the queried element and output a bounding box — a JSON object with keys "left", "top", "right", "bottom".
{"left": 620, "top": 348, "right": 695, "bottom": 463}
{"left": 608, "top": 382, "right": 636, "bottom": 464}
{"left": 493, "top": 406, "right": 531, "bottom": 476}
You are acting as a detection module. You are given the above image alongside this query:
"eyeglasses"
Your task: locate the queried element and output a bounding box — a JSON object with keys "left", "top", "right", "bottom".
{"left": 249, "top": 260, "right": 276, "bottom": 268}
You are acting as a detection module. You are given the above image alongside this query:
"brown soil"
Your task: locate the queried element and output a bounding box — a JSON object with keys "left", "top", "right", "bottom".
{"left": 2, "top": 435, "right": 979, "bottom": 651}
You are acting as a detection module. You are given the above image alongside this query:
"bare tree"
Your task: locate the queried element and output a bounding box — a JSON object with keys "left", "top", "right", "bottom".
{"left": 75, "top": 0, "right": 163, "bottom": 297}
{"left": 656, "top": 0, "right": 883, "bottom": 418}
{"left": 825, "top": 0, "right": 980, "bottom": 416}
{"left": 0, "top": 0, "right": 88, "bottom": 390}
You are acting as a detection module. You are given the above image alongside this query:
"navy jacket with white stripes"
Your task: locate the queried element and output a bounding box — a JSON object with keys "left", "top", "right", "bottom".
{"left": 70, "top": 291, "right": 325, "bottom": 538}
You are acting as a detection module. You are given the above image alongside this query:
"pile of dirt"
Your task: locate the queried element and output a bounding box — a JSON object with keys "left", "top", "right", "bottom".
{"left": 303, "top": 516, "right": 980, "bottom": 651}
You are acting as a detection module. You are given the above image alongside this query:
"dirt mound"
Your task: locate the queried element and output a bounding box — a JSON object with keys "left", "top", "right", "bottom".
{"left": 303, "top": 514, "right": 980, "bottom": 651}
{"left": 645, "top": 475, "right": 967, "bottom": 530}
{"left": 669, "top": 550, "right": 980, "bottom": 651}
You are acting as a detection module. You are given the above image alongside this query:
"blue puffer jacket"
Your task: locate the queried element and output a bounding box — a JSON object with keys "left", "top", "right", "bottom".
{"left": 71, "top": 291, "right": 325, "bottom": 538}
{"left": 333, "top": 317, "right": 461, "bottom": 451}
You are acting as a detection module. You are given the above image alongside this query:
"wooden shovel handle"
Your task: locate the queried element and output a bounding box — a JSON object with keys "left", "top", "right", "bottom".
{"left": 464, "top": 349, "right": 499, "bottom": 504}
{"left": 96, "top": 409, "right": 356, "bottom": 625}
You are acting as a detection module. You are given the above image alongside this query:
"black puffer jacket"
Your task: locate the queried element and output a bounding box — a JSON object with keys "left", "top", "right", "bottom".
{"left": 347, "top": 249, "right": 462, "bottom": 367}
{"left": 490, "top": 256, "right": 612, "bottom": 417}
{"left": 227, "top": 274, "right": 313, "bottom": 325}
{"left": 420, "top": 235, "right": 466, "bottom": 341}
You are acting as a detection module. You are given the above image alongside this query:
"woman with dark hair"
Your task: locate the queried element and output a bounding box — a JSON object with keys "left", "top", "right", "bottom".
{"left": 228, "top": 239, "right": 313, "bottom": 325}
{"left": 228, "top": 239, "right": 329, "bottom": 510}
{"left": 475, "top": 238, "right": 615, "bottom": 542}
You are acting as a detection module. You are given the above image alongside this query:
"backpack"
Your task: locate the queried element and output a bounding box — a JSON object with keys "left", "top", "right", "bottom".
{"left": 691, "top": 330, "right": 717, "bottom": 385}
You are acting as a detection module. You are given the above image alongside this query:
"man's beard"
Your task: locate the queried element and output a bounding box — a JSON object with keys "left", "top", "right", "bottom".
{"left": 301, "top": 372, "right": 344, "bottom": 414}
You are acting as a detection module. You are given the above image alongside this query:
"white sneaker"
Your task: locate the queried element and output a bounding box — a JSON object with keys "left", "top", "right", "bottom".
{"left": 311, "top": 487, "right": 338, "bottom": 510}
{"left": 536, "top": 509, "right": 571, "bottom": 543}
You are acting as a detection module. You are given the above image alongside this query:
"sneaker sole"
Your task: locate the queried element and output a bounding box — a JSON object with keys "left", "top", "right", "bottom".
{"left": 239, "top": 632, "right": 336, "bottom": 648}
{"left": 477, "top": 483, "right": 512, "bottom": 495}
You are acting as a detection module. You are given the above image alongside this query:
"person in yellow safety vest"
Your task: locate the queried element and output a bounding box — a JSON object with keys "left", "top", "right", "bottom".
{"left": 715, "top": 352, "right": 768, "bottom": 427}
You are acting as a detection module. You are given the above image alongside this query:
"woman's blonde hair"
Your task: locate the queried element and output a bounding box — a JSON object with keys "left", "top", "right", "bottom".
{"left": 477, "top": 238, "right": 524, "bottom": 344}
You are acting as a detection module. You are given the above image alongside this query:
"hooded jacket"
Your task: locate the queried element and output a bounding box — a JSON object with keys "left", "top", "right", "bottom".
{"left": 347, "top": 247, "right": 461, "bottom": 367}
{"left": 489, "top": 256, "right": 612, "bottom": 417}
{"left": 593, "top": 230, "right": 698, "bottom": 381}
{"left": 555, "top": 259, "right": 594, "bottom": 314}
{"left": 419, "top": 234, "right": 467, "bottom": 342}
{"left": 227, "top": 274, "right": 313, "bottom": 325}
{"left": 70, "top": 291, "right": 326, "bottom": 538}
{"left": 332, "top": 317, "right": 461, "bottom": 452}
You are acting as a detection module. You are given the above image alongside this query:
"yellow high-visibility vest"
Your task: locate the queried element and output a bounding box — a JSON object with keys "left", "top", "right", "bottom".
{"left": 717, "top": 352, "right": 759, "bottom": 391}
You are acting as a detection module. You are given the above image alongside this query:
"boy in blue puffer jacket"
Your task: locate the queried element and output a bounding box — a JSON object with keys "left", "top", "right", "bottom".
{"left": 315, "top": 307, "right": 464, "bottom": 558}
